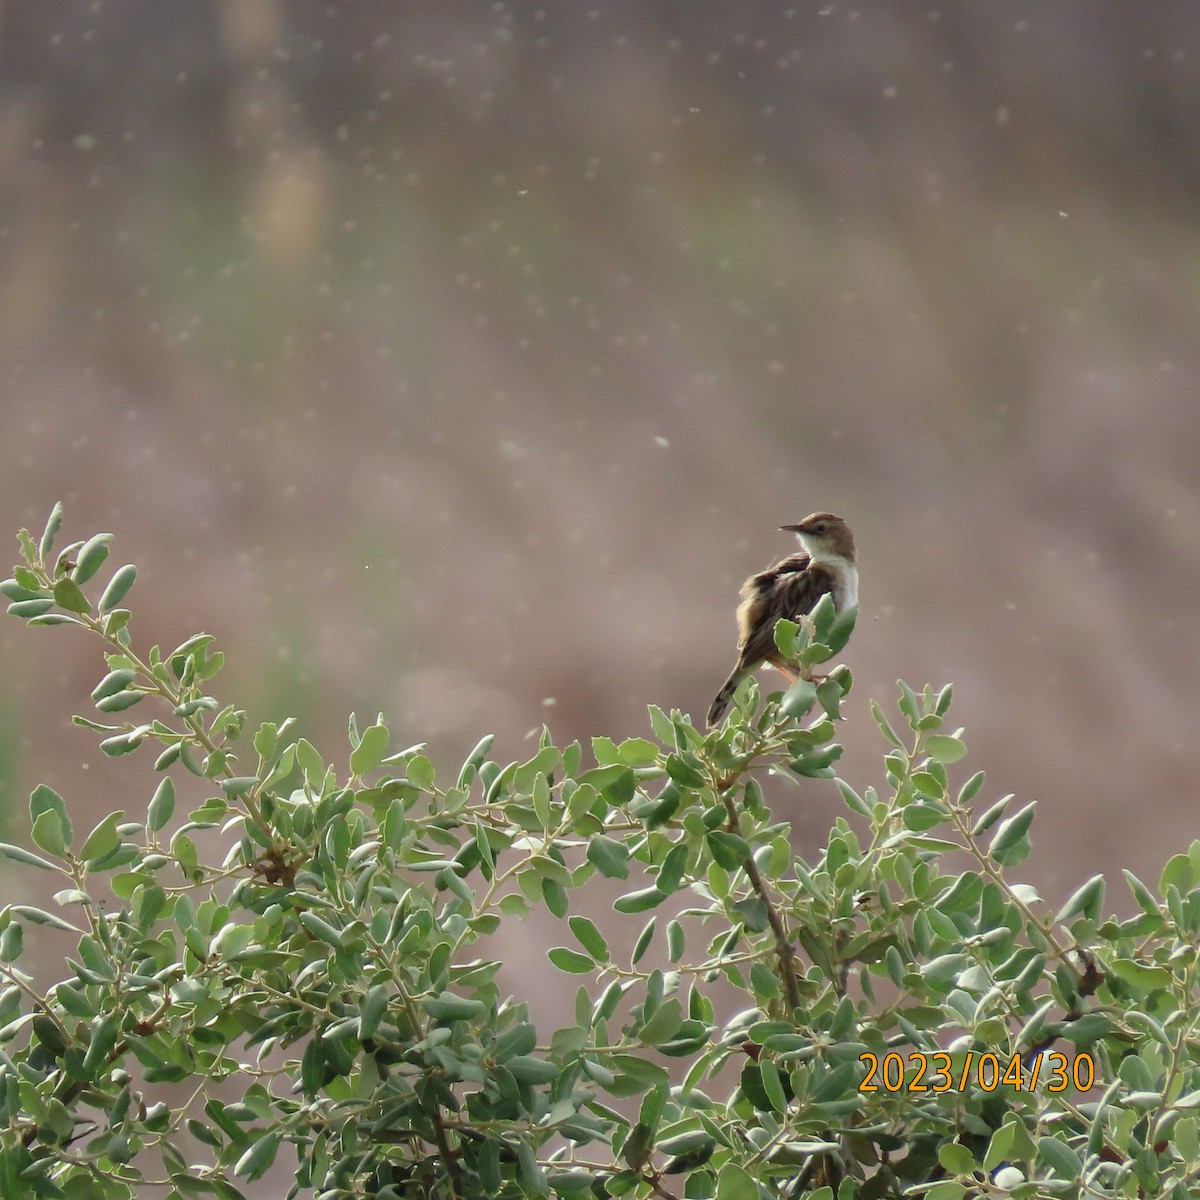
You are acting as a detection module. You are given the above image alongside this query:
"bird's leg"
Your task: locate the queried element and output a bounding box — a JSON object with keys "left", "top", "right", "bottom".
{"left": 776, "top": 663, "right": 828, "bottom": 685}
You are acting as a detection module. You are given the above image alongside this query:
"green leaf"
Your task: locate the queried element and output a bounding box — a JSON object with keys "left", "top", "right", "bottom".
{"left": 921, "top": 1184, "right": 967, "bottom": 1200}
{"left": 937, "top": 1143, "right": 976, "bottom": 1174}
{"left": 982, "top": 1120, "right": 1018, "bottom": 1172}
{"left": 667, "top": 919, "right": 685, "bottom": 962}
{"left": 958, "top": 770, "right": 986, "bottom": 805}
{"left": 632, "top": 918, "right": 657, "bottom": 965}
{"left": 1110, "top": 958, "right": 1173, "bottom": 990}
{"left": 731, "top": 896, "right": 768, "bottom": 932}
{"left": 835, "top": 782, "right": 873, "bottom": 820}
{"left": 0, "top": 577, "right": 48, "bottom": 601}
{"left": 422, "top": 992, "right": 486, "bottom": 1021}
{"left": 614, "top": 886, "right": 666, "bottom": 914}
{"left": 30, "top": 783, "right": 72, "bottom": 839}
{"left": 548, "top": 947, "right": 596, "bottom": 974}
{"left": 716, "top": 1162, "right": 758, "bottom": 1200}
{"left": 12, "top": 589, "right": 67, "bottom": 617}
{"left": 925, "top": 734, "right": 968, "bottom": 763}
{"left": 749, "top": 961, "right": 781, "bottom": 1000}
{"left": 824, "top": 603, "right": 857, "bottom": 653}
{"left": 350, "top": 722, "right": 389, "bottom": 775}
{"left": 1122, "top": 869, "right": 1159, "bottom": 916}
{"left": 147, "top": 778, "right": 175, "bottom": 832}
{"left": 810, "top": 1060, "right": 858, "bottom": 1103}
{"left": 773, "top": 618, "right": 800, "bottom": 662}
{"left": 82, "top": 1012, "right": 119, "bottom": 1073}
{"left": 759, "top": 1058, "right": 788, "bottom": 1112}
{"left": 542, "top": 876, "right": 568, "bottom": 918}
{"left": 780, "top": 679, "right": 817, "bottom": 718}
{"left": 647, "top": 705, "right": 674, "bottom": 743}
{"left": 507, "top": 1054, "right": 560, "bottom": 1084}
{"left": 1055, "top": 874, "right": 1105, "bottom": 923}
{"left": 26, "top": 612, "right": 83, "bottom": 626}
{"left": 0, "top": 842, "right": 58, "bottom": 871}
{"left": 6, "top": 597, "right": 54, "bottom": 618}
{"left": 72, "top": 534, "right": 112, "bottom": 585}
{"left": 38, "top": 502, "right": 63, "bottom": 561}
{"left": 665, "top": 754, "right": 706, "bottom": 789}
{"left": 594, "top": 765, "right": 636, "bottom": 806}
{"left": 1160, "top": 852, "right": 1194, "bottom": 894}
{"left": 93, "top": 672, "right": 138, "bottom": 707}
{"left": 587, "top": 835, "right": 629, "bottom": 879}
{"left": 656, "top": 841, "right": 689, "bottom": 893}
{"left": 568, "top": 915, "right": 610, "bottom": 963}
{"left": 989, "top": 801, "right": 1036, "bottom": 866}
{"left": 0, "top": 924, "right": 22, "bottom": 963}
{"left": 17, "top": 526, "right": 37, "bottom": 565}
{"left": 617, "top": 738, "right": 660, "bottom": 767}
{"left": 98, "top": 564, "right": 137, "bottom": 613}
{"left": 659, "top": 1129, "right": 716, "bottom": 1161}
{"left": 298, "top": 911, "right": 344, "bottom": 948}
{"left": 358, "top": 984, "right": 389, "bottom": 1040}
{"left": 706, "top": 830, "right": 749, "bottom": 870}
{"left": 31, "top": 810, "right": 68, "bottom": 857}
{"left": 517, "top": 1139, "right": 548, "bottom": 1194}
{"left": 639, "top": 998, "right": 683, "bottom": 1046}
{"left": 1176, "top": 1115, "right": 1200, "bottom": 1162}
{"left": 456, "top": 734, "right": 494, "bottom": 788}
{"left": 52, "top": 578, "right": 91, "bottom": 614}
{"left": 1037, "top": 1135, "right": 1081, "bottom": 1179}
{"left": 80, "top": 811, "right": 124, "bottom": 863}
{"left": 235, "top": 1131, "right": 282, "bottom": 1181}
{"left": 406, "top": 754, "right": 436, "bottom": 789}
{"left": 95, "top": 690, "right": 143, "bottom": 713}
{"left": 815, "top": 676, "right": 844, "bottom": 718}
{"left": 10, "top": 905, "right": 79, "bottom": 933}
{"left": 870, "top": 700, "right": 905, "bottom": 748}
{"left": 100, "top": 730, "right": 144, "bottom": 756}
{"left": 970, "top": 792, "right": 1013, "bottom": 835}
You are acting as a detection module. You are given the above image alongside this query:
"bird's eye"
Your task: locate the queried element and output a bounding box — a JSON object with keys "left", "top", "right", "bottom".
{"left": 814, "top": 522, "right": 826, "bottom": 533}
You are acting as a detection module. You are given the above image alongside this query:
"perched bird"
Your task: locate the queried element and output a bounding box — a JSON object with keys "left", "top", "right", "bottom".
{"left": 706, "top": 512, "right": 858, "bottom": 727}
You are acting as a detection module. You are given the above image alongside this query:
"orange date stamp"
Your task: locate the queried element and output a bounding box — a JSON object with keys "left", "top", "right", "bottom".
{"left": 859, "top": 1050, "right": 1096, "bottom": 1094}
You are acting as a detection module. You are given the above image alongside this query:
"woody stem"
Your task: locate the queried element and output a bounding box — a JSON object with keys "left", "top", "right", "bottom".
{"left": 721, "top": 793, "right": 802, "bottom": 1015}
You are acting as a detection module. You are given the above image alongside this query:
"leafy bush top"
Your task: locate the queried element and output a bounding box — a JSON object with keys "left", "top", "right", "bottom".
{"left": 0, "top": 505, "right": 1198, "bottom": 1200}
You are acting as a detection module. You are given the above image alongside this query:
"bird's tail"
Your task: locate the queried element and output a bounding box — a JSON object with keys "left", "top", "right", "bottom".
{"left": 707, "top": 667, "right": 747, "bottom": 727}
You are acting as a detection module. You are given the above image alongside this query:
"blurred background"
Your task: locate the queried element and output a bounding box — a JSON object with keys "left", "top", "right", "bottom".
{"left": 1, "top": 2, "right": 1199, "bottom": 937}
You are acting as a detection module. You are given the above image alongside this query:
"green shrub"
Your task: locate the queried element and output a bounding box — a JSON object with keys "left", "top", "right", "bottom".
{"left": 0, "top": 504, "right": 1196, "bottom": 1199}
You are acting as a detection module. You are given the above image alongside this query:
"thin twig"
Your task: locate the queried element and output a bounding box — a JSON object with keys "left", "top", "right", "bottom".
{"left": 721, "top": 792, "right": 801, "bottom": 1014}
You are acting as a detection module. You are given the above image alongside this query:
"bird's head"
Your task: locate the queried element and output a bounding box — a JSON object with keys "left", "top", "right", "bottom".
{"left": 780, "top": 512, "right": 856, "bottom": 564}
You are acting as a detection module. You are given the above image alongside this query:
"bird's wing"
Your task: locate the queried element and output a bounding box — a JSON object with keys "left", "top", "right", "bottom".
{"left": 736, "top": 558, "right": 837, "bottom": 668}
{"left": 737, "top": 552, "right": 811, "bottom": 603}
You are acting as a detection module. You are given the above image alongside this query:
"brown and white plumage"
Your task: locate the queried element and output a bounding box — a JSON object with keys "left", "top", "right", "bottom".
{"left": 707, "top": 513, "right": 858, "bottom": 726}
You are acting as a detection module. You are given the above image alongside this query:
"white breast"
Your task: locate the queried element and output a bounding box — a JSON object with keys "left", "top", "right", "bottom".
{"left": 832, "top": 564, "right": 858, "bottom": 611}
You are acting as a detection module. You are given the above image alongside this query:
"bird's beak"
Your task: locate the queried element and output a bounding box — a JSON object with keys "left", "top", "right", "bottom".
{"left": 779, "top": 523, "right": 805, "bottom": 533}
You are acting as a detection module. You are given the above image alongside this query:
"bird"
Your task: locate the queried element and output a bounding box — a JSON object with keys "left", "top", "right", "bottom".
{"left": 706, "top": 512, "right": 858, "bottom": 727}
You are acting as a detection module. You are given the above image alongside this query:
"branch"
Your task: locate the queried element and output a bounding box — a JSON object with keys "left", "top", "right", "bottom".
{"left": 721, "top": 792, "right": 801, "bottom": 1014}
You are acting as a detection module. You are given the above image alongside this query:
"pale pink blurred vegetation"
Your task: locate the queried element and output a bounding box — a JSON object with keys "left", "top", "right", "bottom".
{"left": 2, "top": 1, "right": 1200, "bottom": 920}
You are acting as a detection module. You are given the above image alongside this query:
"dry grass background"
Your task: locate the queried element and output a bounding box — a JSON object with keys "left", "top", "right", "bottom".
{"left": 2, "top": 2, "right": 1199, "bottom": 1016}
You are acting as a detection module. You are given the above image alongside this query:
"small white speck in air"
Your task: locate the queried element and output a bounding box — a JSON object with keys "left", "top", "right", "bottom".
{"left": 542, "top": 697, "right": 557, "bottom": 707}
{"left": 654, "top": 436, "right": 669, "bottom": 448}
